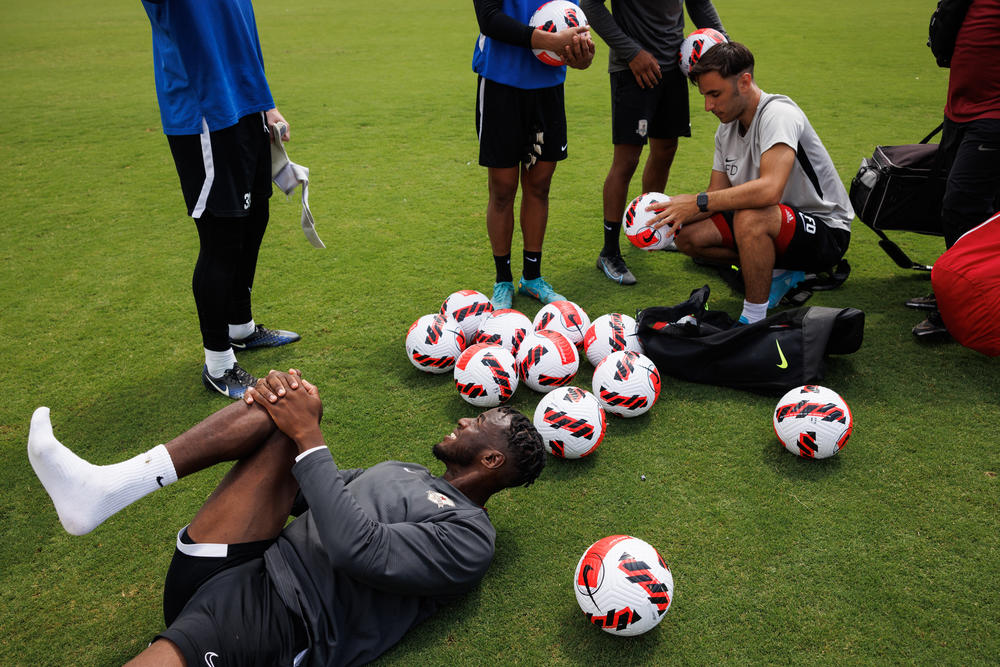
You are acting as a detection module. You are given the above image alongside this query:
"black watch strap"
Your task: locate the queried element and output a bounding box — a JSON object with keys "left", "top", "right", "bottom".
{"left": 697, "top": 192, "right": 709, "bottom": 212}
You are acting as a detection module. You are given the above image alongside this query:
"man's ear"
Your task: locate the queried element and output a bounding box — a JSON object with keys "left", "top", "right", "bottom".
{"left": 480, "top": 449, "right": 506, "bottom": 470}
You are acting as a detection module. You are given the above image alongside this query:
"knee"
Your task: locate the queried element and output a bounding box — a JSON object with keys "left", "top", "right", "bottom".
{"left": 609, "top": 150, "right": 641, "bottom": 179}
{"left": 521, "top": 177, "right": 551, "bottom": 203}
{"left": 731, "top": 209, "right": 771, "bottom": 243}
{"left": 673, "top": 228, "right": 697, "bottom": 255}
{"left": 488, "top": 181, "right": 518, "bottom": 211}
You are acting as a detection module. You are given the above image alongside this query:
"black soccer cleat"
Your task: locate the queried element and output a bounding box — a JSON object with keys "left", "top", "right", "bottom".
{"left": 202, "top": 363, "right": 258, "bottom": 399}
{"left": 596, "top": 253, "right": 637, "bottom": 285}
{"left": 230, "top": 325, "right": 301, "bottom": 350}
{"left": 912, "top": 310, "right": 949, "bottom": 339}
{"left": 905, "top": 294, "right": 937, "bottom": 311}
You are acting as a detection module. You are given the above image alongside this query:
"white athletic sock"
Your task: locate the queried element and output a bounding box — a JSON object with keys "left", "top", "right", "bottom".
{"left": 205, "top": 348, "right": 238, "bottom": 378}
{"left": 740, "top": 299, "right": 768, "bottom": 324}
{"left": 229, "top": 320, "right": 256, "bottom": 341}
{"left": 27, "top": 407, "right": 178, "bottom": 536}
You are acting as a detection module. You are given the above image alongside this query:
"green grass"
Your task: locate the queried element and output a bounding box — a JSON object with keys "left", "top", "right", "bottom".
{"left": 1, "top": 0, "right": 997, "bottom": 664}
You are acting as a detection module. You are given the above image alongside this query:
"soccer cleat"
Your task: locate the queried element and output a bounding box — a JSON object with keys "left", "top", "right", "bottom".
{"left": 596, "top": 253, "right": 637, "bottom": 285}
{"left": 905, "top": 294, "right": 937, "bottom": 311}
{"left": 912, "top": 310, "right": 949, "bottom": 338}
{"left": 202, "top": 363, "right": 258, "bottom": 399}
{"left": 768, "top": 270, "right": 806, "bottom": 308}
{"left": 230, "top": 324, "right": 301, "bottom": 350}
{"left": 491, "top": 281, "right": 514, "bottom": 310}
{"left": 518, "top": 276, "right": 565, "bottom": 304}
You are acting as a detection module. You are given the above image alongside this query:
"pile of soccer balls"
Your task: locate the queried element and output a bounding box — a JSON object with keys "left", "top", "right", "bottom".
{"left": 405, "top": 291, "right": 665, "bottom": 458}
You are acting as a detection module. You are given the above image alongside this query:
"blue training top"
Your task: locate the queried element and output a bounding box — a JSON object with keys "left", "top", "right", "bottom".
{"left": 473, "top": 0, "right": 571, "bottom": 90}
{"left": 142, "top": 0, "right": 275, "bottom": 135}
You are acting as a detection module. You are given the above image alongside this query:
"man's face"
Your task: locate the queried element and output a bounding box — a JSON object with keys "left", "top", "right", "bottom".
{"left": 432, "top": 409, "right": 511, "bottom": 466}
{"left": 697, "top": 70, "right": 746, "bottom": 124}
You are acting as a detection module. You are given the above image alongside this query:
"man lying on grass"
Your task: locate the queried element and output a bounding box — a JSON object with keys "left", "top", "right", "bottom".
{"left": 27, "top": 369, "right": 545, "bottom": 666}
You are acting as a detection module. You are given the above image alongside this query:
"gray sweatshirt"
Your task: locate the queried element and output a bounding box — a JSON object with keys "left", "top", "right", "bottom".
{"left": 581, "top": 0, "right": 725, "bottom": 73}
{"left": 264, "top": 451, "right": 496, "bottom": 666}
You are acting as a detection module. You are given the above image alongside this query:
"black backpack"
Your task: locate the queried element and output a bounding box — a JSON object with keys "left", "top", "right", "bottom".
{"left": 636, "top": 286, "right": 865, "bottom": 394}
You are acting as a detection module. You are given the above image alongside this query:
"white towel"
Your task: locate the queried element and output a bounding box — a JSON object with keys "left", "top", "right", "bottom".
{"left": 270, "top": 122, "right": 324, "bottom": 249}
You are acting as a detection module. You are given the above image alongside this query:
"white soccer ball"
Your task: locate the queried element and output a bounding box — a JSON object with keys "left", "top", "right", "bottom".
{"left": 515, "top": 329, "right": 579, "bottom": 393}
{"left": 773, "top": 385, "right": 853, "bottom": 459}
{"left": 533, "top": 300, "right": 591, "bottom": 349}
{"left": 405, "top": 313, "right": 467, "bottom": 374}
{"left": 678, "top": 28, "right": 728, "bottom": 78}
{"left": 475, "top": 308, "right": 533, "bottom": 357}
{"left": 574, "top": 535, "right": 674, "bottom": 636}
{"left": 583, "top": 313, "right": 643, "bottom": 367}
{"left": 454, "top": 343, "right": 519, "bottom": 407}
{"left": 533, "top": 386, "right": 607, "bottom": 459}
{"left": 440, "top": 290, "right": 494, "bottom": 341}
{"left": 592, "top": 350, "right": 661, "bottom": 417}
{"left": 623, "top": 192, "right": 674, "bottom": 251}
{"left": 529, "top": 0, "right": 589, "bottom": 66}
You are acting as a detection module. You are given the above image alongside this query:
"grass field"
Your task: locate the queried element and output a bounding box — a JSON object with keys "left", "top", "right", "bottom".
{"left": 1, "top": 0, "right": 998, "bottom": 665}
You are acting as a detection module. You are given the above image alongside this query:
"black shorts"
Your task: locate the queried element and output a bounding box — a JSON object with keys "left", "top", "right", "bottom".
{"left": 708, "top": 205, "right": 850, "bottom": 271}
{"left": 156, "top": 527, "right": 307, "bottom": 666}
{"left": 610, "top": 67, "right": 691, "bottom": 145}
{"left": 476, "top": 76, "right": 567, "bottom": 168}
{"left": 167, "top": 111, "right": 273, "bottom": 219}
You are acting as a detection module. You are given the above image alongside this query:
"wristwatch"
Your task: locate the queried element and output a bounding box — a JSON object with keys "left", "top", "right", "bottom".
{"left": 696, "top": 192, "right": 709, "bottom": 213}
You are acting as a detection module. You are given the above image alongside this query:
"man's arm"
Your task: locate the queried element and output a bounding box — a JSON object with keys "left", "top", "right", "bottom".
{"left": 649, "top": 145, "right": 795, "bottom": 229}
{"left": 580, "top": 0, "right": 641, "bottom": 61}
{"left": 294, "top": 451, "right": 495, "bottom": 596}
{"left": 247, "top": 371, "right": 495, "bottom": 596}
{"left": 685, "top": 0, "right": 726, "bottom": 35}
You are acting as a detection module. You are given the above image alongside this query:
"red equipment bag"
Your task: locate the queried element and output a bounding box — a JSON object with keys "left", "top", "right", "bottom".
{"left": 932, "top": 210, "right": 1000, "bottom": 356}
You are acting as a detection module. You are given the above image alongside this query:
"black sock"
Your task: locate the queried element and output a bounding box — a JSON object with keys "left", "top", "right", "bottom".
{"left": 494, "top": 254, "right": 513, "bottom": 283}
{"left": 523, "top": 250, "right": 542, "bottom": 280}
{"left": 602, "top": 219, "right": 622, "bottom": 257}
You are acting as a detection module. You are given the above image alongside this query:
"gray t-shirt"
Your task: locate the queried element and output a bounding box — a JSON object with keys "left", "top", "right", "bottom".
{"left": 264, "top": 452, "right": 496, "bottom": 666}
{"left": 712, "top": 93, "right": 854, "bottom": 231}
{"left": 581, "top": 0, "right": 724, "bottom": 73}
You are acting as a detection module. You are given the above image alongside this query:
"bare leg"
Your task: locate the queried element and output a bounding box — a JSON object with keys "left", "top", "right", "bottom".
{"left": 124, "top": 638, "right": 185, "bottom": 667}
{"left": 641, "top": 137, "right": 678, "bottom": 194}
{"left": 519, "top": 161, "right": 556, "bottom": 252}
{"left": 486, "top": 167, "right": 520, "bottom": 256}
{"left": 602, "top": 144, "right": 642, "bottom": 223}
{"left": 731, "top": 207, "right": 783, "bottom": 304}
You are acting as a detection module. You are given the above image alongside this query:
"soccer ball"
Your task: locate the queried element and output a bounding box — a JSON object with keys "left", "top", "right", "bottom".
{"left": 773, "top": 385, "right": 853, "bottom": 459}
{"left": 454, "top": 343, "right": 519, "bottom": 407}
{"left": 475, "top": 309, "right": 533, "bottom": 357}
{"left": 532, "top": 386, "right": 607, "bottom": 459}
{"left": 583, "top": 313, "right": 643, "bottom": 367}
{"left": 440, "top": 290, "right": 493, "bottom": 341}
{"left": 533, "top": 300, "right": 591, "bottom": 348}
{"left": 592, "top": 350, "right": 661, "bottom": 417}
{"left": 678, "top": 28, "right": 728, "bottom": 78}
{"left": 529, "top": 0, "right": 589, "bottom": 66}
{"left": 515, "top": 329, "right": 579, "bottom": 392}
{"left": 405, "top": 313, "right": 467, "bottom": 374}
{"left": 623, "top": 192, "right": 674, "bottom": 251}
{"left": 574, "top": 535, "right": 674, "bottom": 636}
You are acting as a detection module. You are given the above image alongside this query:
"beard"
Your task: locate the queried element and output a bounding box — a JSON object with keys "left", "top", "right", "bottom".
{"left": 432, "top": 441, "right": 476, "bottom": 466}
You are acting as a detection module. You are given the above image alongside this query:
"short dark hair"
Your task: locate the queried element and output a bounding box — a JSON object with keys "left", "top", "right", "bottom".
{"left": 689, "top": 41, "right": 755, "bottom": 83}
{"left": 498, "top": 406, "right": 545, "bottom": 487}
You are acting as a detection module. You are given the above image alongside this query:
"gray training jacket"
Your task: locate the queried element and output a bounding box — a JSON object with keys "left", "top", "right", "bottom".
{"left": 581, "top": 0, "right": 725, "bottom": 72}
{"left": 264, "top": 451, "right": 496, "bottom": 666}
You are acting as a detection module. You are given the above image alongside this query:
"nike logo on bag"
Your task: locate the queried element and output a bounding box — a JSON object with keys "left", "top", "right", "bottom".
{"left": 156, "top": 476, "right": 165, "bottom": 488}
{"left": 775, "top": 341, "right": 788, "bottom": 369}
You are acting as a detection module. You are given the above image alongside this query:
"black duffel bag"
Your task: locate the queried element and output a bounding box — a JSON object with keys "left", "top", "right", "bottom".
{"left": 636, "top": 286, "right": 864, "bottom": 394}
{"left": 849, "top": 124, "right": 947, "bottom": 270}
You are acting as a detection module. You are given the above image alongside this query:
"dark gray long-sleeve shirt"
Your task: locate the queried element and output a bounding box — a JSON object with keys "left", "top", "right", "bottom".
{"left": 581, "top": 0, "right": 725, "bottom": 73}
{"left": 264, "top": 451, "right": 496, "bottom": 666}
